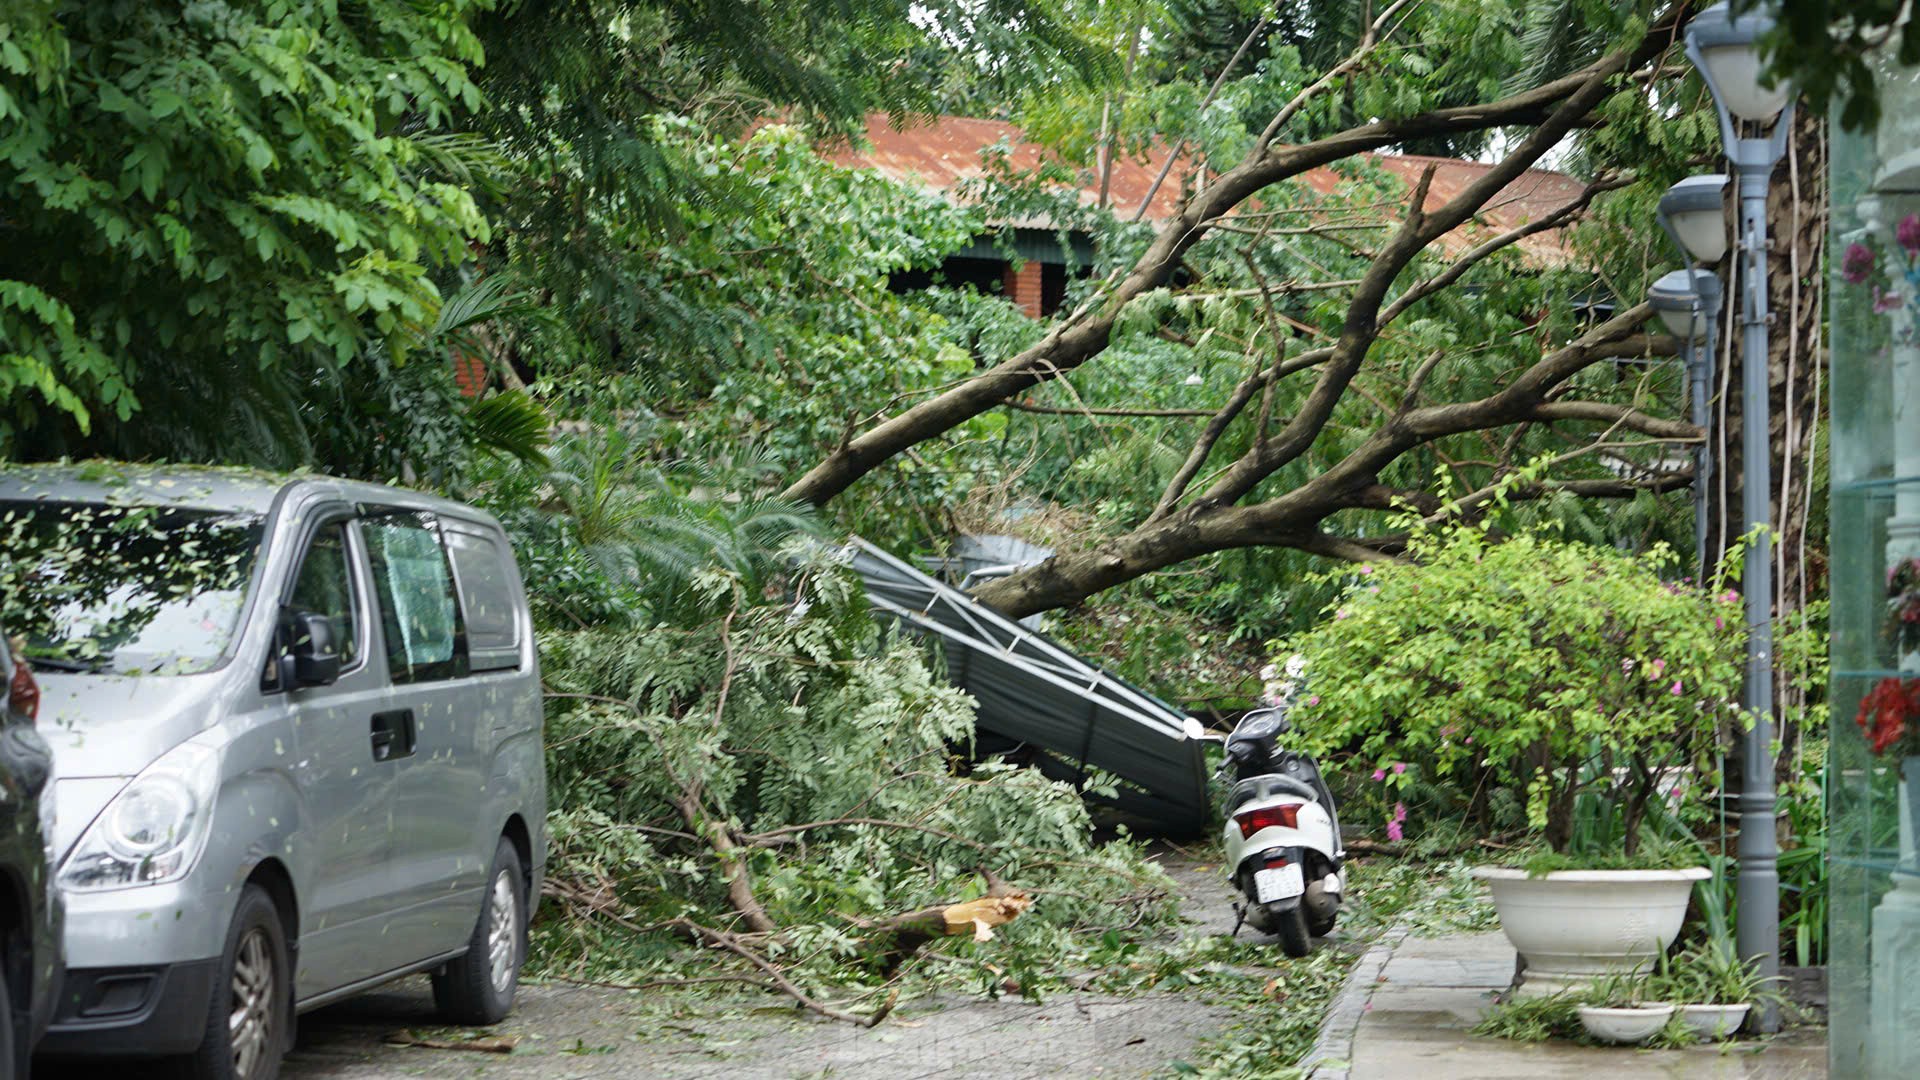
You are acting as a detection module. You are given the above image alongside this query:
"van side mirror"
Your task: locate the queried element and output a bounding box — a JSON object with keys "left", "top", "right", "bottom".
{"left": 283, "top": 610, "right": 341, "bottom": 688}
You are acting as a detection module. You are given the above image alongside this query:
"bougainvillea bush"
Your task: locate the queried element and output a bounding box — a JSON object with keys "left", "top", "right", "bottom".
{"left": 1279, "top": 525, "right": 1747, "bottom": 858}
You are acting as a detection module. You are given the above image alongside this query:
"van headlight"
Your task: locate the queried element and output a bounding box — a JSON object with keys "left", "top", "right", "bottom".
{"left": 59, "top": 740, "right": 220, "bottom": 892}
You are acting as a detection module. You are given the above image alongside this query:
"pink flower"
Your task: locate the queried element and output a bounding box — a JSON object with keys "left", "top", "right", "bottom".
{"left": 1371, "top": 769, "right": 1387, "bottom": 782}
{"left": 1358, "top": 564, "right": 1372, "bottom": 575}
{"left": 1464, "top": 735, "right": 1473, "bottom": 745}
{"left": 1899, "top": 212, "right": 1920, "bottom": 255}
{"left": 1334, "top": 608, "right": 1349, "bottom": 620}
{"left": 1715, "top": 617, "right": 1724, "bottom": 630}
{"left": 1386, "top": 801, "right": 1407, "bottom": 842}
{"left": 1670, "top": 680, "right": 1684, "bottom": 695}
{"left": 1875, "top": 286, "right": 1903, "bottom": 315}
{"left": 1392, "top": 762, "right": 1406, "bottom": 775}
{"left": 1649, "top": 658, "right": 1666, "bottom": 677}
{"left": 1306, "top": 694, "right": 1320, "bottom": 706}
{"left": 1844, "top": 242, "right": 1876, "bottom": 284}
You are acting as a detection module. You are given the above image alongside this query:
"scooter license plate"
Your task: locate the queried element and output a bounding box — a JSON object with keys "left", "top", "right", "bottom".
{"left": 1254, "top": 864, "right": 1305, "bottom": 903}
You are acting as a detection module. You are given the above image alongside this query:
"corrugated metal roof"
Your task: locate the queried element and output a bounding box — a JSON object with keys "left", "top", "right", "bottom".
{"left": 841, "top": 538, "right": 1210, "bottom": 831}
{"left": 823, "top": 114, "right": 1587, "bottom": 267}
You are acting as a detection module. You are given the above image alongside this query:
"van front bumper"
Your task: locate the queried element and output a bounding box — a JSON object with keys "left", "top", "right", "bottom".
{"left": 39, "top": 959, "right": 215, "bottom": 1057}
{"left": 58, "top": 876, "right": 230, "bottom": 968}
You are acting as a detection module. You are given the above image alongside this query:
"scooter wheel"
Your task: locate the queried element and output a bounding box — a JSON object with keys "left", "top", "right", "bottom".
{"left": 1273, "top": 904, "right": 1312, "bottom": 958}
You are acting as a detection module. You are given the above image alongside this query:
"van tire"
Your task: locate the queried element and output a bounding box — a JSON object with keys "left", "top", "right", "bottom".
{"left": 183, "top": 885, "right": 288, "bottom": 1080}
{"left": 433, "top": 838, "right": 524, "bottom": 1025}
{"left": 0, "top": 958, "right": 15, "bottom": 1080}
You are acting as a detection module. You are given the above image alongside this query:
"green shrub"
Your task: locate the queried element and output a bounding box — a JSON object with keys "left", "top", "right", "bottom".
{"left": 1283, "top": 525, "right": 1746, "bottom": 858}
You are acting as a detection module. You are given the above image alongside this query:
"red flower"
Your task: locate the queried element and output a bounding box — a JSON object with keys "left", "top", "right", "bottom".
{"left": 1856, "top": 677, "right": 1920, "bottom": 755}
{"left": 1844, "top": 242, "right": 1877, "bottom": 285}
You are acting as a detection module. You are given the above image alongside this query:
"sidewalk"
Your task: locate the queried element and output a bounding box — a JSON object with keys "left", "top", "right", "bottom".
{"left": 1321, "top": 931, "right": 1827, "bottom": 1079}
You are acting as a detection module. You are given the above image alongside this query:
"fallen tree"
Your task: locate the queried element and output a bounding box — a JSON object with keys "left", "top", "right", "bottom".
{"left": 781, "top": 4, "right": 1704, "bottom": 617}
{"left": 531, "top": 552, "right": 1177, "bottom": 1023}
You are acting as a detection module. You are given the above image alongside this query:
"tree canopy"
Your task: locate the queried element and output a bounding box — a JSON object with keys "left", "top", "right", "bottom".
{"left": 3, "top": 0, "right": 1768, "bottom": 662}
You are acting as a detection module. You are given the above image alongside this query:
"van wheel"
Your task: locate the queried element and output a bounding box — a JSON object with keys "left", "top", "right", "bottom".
{"left": 184, "top": 885, "right": 288, "bottom": 1080}
{"left": 0, "top": 958, "right": 15, "bottom": 1080}
{"left": 433, "top": 838, "right": 524, "bottom": 1025}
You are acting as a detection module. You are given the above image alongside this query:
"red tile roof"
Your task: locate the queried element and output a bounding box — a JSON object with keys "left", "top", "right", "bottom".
{"left": 822, "top": 114, "right": 1585, "bottom": 267}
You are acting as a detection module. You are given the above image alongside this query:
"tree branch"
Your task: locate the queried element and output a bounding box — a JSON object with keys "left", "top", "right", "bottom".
{"left": 779, "top": 22, "right": 1675, "bottom": 508}
{"left": 1004, "top": 400, "right": 1215, "bottom": 418}
{"left": 1293, "top": 530, "right": 1406, "bottom": 564}
{"left": 1528, "top": 401, "right": 1701, "bottom": 440}
{"left": 1193, "top": 52, "right": 1633, "bottom": 511}
{"left": 1378, "top": 175, "right": 1626, "bottom": 326}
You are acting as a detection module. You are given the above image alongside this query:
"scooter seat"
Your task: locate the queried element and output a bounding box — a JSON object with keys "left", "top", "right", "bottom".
{"left": 1228, "top": 774, "right": 1319, "bottom": 808}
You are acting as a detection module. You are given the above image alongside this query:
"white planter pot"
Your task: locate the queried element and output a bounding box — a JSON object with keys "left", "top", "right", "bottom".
{"left": 1678, "top": 1002, "right": 1751, "bottom": 1039}
{"left": 1577, "top": 1004, "right": 1675, "bottom": 1045}
{"left": 1471, "top": 866, "right": 1710, "bottom": 995}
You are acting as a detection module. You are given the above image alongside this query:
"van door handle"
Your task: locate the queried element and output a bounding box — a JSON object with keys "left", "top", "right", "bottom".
{"left": 371, "top": 709, "right": 416, "bottom": 761}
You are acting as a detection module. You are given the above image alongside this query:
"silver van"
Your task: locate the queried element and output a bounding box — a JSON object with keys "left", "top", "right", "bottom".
{"left": 0, "top": 465, "right": 546, "bottom": 1080}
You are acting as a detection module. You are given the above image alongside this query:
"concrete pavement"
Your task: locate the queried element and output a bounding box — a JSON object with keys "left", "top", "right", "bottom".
{"left": 1327, "top": 931, "right": 1827, "bottom": 1080}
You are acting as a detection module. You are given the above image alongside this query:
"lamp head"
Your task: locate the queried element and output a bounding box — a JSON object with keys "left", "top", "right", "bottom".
{"left": 1685, "top": 2, "right": 1792, "bottom": 125}
{"left": 1658, "top": 175, "right": 1729, "bottom": 264}
{"left": 1648, "top": 269, "right": 1720, "bottom": 342}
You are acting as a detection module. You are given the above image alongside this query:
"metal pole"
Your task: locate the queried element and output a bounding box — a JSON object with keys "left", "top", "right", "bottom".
{"left": 1678, "top": 331, "right": 1706, "bottom": 567}
{"left": 1689, "top": 278, "right": 1721, "bottom": 579}
{"left": 1732, "top": 157, "right": 1779, "bottom": 1033}
{"left": 1683, "top": 4, "right": 1793, "bottom": 1037}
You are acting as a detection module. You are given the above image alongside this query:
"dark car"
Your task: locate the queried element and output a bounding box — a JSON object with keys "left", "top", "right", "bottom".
{"left": 0, "top": 629, "right": 60, "bottom": 1078}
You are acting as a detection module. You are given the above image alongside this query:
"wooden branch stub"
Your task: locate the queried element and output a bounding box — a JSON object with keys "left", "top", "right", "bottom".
{"left": 860, "top": 876, "right": 1033, "bottom": 977}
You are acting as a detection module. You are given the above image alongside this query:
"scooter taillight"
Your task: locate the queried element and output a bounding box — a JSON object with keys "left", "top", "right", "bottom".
{"left": 1234, "top": 802, "right": 1300, "bottom": 837}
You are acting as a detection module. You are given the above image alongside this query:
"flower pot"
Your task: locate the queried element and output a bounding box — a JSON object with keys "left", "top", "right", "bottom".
{"left": 1678, "top": 1002, "right": 1751, "bottom": 1039}
{"left": 1577, "top": 1004, "right": 1676, "bottom": 1045}
{"left": 1472, "top": 866, "right": 1710, "bottom": 995}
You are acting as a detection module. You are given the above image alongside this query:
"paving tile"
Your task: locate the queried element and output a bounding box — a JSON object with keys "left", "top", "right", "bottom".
{"left": 1344, "top": 933, "right": 1829, "bottom": 1080}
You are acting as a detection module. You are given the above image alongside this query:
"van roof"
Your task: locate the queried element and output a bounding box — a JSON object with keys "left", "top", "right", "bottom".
{"left": 0, "top": 462, "right": 499, "bottom": 527}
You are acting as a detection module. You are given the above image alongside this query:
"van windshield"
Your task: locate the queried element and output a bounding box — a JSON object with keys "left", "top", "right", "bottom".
{"left": 0, "top": 501, "right": 265, "bottom": 675}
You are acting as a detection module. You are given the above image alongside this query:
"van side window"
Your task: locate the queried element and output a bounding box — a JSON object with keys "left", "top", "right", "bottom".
{"left": 363, "top": 511, "right": 467, "bottom": 684}
{"left": 287, "top": 522, "right": 359, "bottom": 667}
{"left": 445, "top": 528, "right": 521, "bottom": 673}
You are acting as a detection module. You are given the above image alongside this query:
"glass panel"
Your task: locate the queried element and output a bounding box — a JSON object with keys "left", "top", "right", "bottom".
{"left": 363, "top": 512, "right": 466, "bottom": 684}
{"left": 444, "top": 529, "right": 518, "bottom": 654}
{"left": 0, "top": 501, "right": 263, "bottom": 675}
{"left": 287, "top": 522, "right": 359, "bottom": 666}
{"left": 1831, "top": 62, "right": 1920, "bottom": 1077}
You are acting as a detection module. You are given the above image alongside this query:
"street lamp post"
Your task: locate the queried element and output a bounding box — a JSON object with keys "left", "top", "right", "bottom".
{"left": 1680, "top": 1, "right": 1796, "bottom": 1033}
{"left": 1646, "top": 268, "right": 1722, "bottom": 569}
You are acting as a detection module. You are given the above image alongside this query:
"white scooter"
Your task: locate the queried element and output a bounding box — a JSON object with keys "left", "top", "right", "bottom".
{"left": 1183, "top": 657, "right": 1345, "bottom": 956}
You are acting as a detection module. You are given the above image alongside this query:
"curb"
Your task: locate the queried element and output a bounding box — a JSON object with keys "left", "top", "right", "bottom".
{"left": 1300, "top": 924, "right": 1407, "bottom": 1080}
